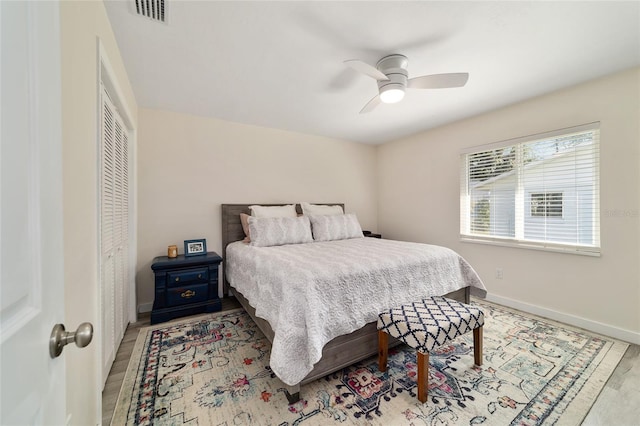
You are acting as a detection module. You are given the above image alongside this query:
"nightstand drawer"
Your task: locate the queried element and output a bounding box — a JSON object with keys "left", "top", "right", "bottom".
{"left": 167, "top": 267, "right": 209, "bottom": 287}
{"left": 167, "top": 283, "right": 210, "bottom": 306}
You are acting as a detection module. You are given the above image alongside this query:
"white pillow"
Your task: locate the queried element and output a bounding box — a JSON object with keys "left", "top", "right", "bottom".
{"left": 248, "top": 216, "right": 313, "bottom": 247}
{"left": 309, "top": 214, "right": 364, "bottom": 242}
{"left": 301, "top": 202, "right": 344, "bottom": 216}
{"left": 249, "top": 204, "right": 297, "bottom": 218}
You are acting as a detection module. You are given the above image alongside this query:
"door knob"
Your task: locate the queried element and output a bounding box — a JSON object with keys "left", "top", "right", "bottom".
{"left": 49, "top": 322, "right": 94, "bottom": 358}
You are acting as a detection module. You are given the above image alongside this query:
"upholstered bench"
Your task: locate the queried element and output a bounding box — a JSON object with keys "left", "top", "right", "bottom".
{"left": 377, "top": 296, "right": 484, "bottom": 403}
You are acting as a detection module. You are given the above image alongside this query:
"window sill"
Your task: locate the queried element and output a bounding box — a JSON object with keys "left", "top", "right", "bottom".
{"left": 460, "top": 235, "right": 601, "bottom": 257}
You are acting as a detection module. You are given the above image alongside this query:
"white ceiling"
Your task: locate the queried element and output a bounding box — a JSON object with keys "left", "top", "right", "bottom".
{"left": 104, "top": 1, "right": 640, "bottom": 145}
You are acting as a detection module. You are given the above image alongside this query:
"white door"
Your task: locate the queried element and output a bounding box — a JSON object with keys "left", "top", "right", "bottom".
{"left": 100, "top": 89, "right": 118, "bottom": 384}
{"left": 0, "top": 1, "right": 67, "bottom": 424}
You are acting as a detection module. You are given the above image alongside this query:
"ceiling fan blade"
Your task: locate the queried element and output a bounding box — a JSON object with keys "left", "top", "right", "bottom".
{"left": 408, "top": 73, "right": 469, "bottom": 89}
{"left": 359, "top": 95, "right": 381, "bottom": 114}
{"left": 344, "top": 60, "right": 389, "bottom": 81}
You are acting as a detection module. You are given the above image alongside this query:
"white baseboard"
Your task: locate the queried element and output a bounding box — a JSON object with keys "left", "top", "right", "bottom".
{"left": 484, "top": 293, "right": 640, "bottom": 345}
{"left": 137, "top": 302, "right": 153, "bottom": 313}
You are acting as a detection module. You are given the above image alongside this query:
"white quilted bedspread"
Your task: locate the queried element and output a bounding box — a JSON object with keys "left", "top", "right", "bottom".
{"left": 225, "top": 237, "right": 486, "bottom": 386}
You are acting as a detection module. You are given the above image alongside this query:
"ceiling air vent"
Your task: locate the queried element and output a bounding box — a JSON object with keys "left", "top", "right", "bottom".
{"left": 133, "top": 0, "right": 167, "bottom": 24}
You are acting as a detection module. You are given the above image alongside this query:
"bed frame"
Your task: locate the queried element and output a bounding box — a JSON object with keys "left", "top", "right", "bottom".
{"left": 220, "top": 203, "right": 470, "bottom": 402}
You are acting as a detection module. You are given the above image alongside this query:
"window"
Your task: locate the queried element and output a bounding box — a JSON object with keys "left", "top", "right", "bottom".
{"left": 531, "top": 192, "right": 563, "bottom": 218}
{"left": 460, "top": 123, "right": 600, "bottom": 255}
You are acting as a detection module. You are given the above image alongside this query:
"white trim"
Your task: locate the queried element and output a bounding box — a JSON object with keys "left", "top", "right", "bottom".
{"left": 460, "top": 122, "right": 600, "bottom": 154}
{"left": 137, "top": 302, "right": 153, "bottom": 313}
{"left": 96, "top": 37, "right": 137, "bottom": 421}
{"left": 26, "top": 0, "right": 44, "bottom": 326}
{"left": 97, "top": 38, "right": 137, "bottom": 326}
{"left": 98, "top": 41, "right": 137, "bottom": 326}
{"left": 98, "top": 40, "right": 134, "bottom": 130}
{"left": 95, "top": 41, "right": 105, "bottom": 417}
{"left": 514, "top": 143, "right": 524, "bottom": 239}
{"left": 485, "top": 293, "right": 640, "bottom": 345}
{"left": 129, "top": 126, "right": 138, "bottom": 323}
{"left": 459, "top": 155, "right": 470, "bottom": 235}
{"left": 460, "top": 235, "right": 601, "bottom": 257}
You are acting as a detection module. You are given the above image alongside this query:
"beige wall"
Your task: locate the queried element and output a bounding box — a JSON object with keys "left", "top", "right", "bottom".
{"left": 60, "top": 1, "right": 138, "bottom": 423}
{"left": 136, "top": 109, "right": 378, "bottom": 309}
{"left": 378, "top": 67, "right": 640, "bottom": 342}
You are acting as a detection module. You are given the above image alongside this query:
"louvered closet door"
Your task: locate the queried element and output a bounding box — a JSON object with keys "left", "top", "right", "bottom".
{"left": 101, "top": 91, "right": 116, "bottom": 383}
{"left": 100, "top": 87, "right": 130, "bottom": 385}
{"left": 114, "top": 117, "right": 125, "bottom": 346}
{"left": 121, "top": 127, "right": 130, "bottom": 337}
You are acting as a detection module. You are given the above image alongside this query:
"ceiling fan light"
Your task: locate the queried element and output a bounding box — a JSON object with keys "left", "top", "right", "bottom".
{"left": 379, "top": 85, "right": 405, "bottom": 104}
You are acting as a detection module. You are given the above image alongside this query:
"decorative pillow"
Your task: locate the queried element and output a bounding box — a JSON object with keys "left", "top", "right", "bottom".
{"left": 248, "top": 216, "right": 313, "bottom": 247}
{"left": 301, "top": 202, "right": 344, "bottom": 216}
{"left": 240, "top": 213, "right": 251, "bottom": 242}
{"left": 249, "top": 204, "right": 297, "bottom": 218}
{"left": 309, "top": 213, "right": 364, "bottom": 242}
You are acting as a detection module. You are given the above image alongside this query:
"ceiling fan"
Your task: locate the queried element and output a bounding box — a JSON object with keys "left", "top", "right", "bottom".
{"left": 345, "top": 54, "right": 469, "bottom": 114}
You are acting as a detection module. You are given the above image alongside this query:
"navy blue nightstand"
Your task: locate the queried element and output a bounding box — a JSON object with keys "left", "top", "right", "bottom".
{"left": 150, "top": 252, "right": 222, "bottom": 324}
{"left": 363, "top": 230, "right": 382, "bottom": 239}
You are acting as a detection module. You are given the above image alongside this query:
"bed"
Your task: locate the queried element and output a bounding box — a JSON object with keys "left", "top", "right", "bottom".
{"left": 220, "top": 203, "right": 486, "bottom": 402}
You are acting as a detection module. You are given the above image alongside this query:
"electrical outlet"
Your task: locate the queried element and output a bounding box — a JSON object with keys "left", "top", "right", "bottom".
{"left": 495, "top": 268, "right": 503, "bottom": 279}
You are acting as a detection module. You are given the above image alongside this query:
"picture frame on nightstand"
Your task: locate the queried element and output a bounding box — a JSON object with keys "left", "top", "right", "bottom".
{"left": 184, "top": 239, "right": 207, "bottom": 257}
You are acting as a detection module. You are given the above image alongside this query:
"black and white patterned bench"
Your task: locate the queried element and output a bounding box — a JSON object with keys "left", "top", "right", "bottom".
{"left": 377, "top": 296, "right": 485, "bottom": 403}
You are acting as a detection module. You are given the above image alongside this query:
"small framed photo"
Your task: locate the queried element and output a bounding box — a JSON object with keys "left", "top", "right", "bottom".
{"left": 184, "top": 239, "right": 207, "bottom": 257}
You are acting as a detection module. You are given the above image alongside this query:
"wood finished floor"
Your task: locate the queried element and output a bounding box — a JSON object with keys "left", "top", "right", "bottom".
{"left": 102, "top": 298, "right": 640, "bottom": 425}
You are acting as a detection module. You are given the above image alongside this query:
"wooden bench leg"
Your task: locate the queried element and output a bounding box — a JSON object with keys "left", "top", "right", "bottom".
{"left": 417, "top": 351, "right": 429, "bottom": 403}
{"left": 473, "top": 326, "right": 483, "bottom": 366}
{"left": 378, "top": 330, "right": 388, "bottom": 372}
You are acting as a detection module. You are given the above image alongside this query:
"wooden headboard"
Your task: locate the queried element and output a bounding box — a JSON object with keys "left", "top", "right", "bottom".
{"left": 220, "top": 203, "right": 344, "bottom": 296}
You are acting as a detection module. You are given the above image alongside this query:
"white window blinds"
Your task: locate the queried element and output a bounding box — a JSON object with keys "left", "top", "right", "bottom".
{"left": 460, "top": 123, "right": 600, "bottom": 255}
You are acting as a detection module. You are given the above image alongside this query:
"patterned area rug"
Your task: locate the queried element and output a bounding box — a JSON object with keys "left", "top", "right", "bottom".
{"left": 112, "top": 301, "right": 628, "bottom": 425}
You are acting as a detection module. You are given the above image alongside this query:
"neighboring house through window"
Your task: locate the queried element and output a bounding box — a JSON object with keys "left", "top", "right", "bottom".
{"left": 460, "top": 123, "right": 600, "bottom": 255}
{"left": 530, "top": 192, "right": 563, "bottom": 218}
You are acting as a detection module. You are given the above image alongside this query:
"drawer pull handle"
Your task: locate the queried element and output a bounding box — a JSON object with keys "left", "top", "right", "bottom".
{"left": 181, "top": 290, "right": 196, "bottom": 298}
{"left": 175, "top": 277, "right": 180, "bottom": 282}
